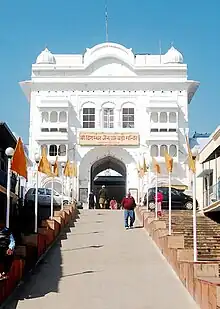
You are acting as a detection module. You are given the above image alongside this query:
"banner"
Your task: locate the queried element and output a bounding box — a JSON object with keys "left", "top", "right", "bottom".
{"left": 79, "top": 132, "right": 140, "bottom": 146}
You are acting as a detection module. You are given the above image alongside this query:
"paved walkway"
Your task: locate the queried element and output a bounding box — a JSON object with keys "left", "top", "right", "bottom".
{"left": 5, "top": 210, "right": 198, "bottom": 309}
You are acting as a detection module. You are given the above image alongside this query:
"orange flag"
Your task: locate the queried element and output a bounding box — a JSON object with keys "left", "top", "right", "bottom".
{"left": 185, "top": 135, "right": 196, "bottom": 174}
{"left": 164, "top": 151, "right": 173, "bottom": 173}
{"left": 152, "top": 157, "right": 161, "bottom": 174}
{"left": 38, "top": 147, "right": 52, "bottom": 176}
{"left": 11, "top": 137, "right": 27, "bottom": 179}
{"left": 53, "top": 157, "right": 59, "bottom": 177}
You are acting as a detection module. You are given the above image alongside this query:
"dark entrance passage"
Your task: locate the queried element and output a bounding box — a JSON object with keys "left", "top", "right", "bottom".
{"left": 91, "top": 156, "right": 126, "bottom": 206}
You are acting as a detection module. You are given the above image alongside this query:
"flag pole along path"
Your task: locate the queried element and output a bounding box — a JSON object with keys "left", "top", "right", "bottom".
{"left": 164, "top": 151, "right": 173, "bottom": 236}
{"left": 186, "top": 135, "right": 197, "bottom": 262}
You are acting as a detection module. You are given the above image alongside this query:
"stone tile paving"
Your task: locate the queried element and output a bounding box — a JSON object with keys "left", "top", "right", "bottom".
{"left": 5, "top": 210, "right": 199, "bottom": 309}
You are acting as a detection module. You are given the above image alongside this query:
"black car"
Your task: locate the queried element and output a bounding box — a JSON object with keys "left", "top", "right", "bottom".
{"left": 143, "top": 187, "right": 196, "bottom": 210}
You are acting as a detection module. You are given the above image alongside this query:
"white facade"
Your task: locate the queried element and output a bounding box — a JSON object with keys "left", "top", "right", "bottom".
{"left": 195, "top": 127, "right": 220, "bottom": 211}
{"left": 20, "top": 42, "right": 199, "bottom": 201}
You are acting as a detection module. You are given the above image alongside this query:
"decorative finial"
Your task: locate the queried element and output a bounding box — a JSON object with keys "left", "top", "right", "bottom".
{"left": 105, "top": 0, "right": 109, "bottom": 42}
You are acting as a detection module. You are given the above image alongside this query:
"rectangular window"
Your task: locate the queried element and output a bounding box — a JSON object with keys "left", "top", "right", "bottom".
{"left": 103, "top": 108, "right": 114, "bottom": 128}
{"left": 159, "top": 128, "right": 168, "bottom": 132}
{"left": 83, "top": 108, "right": 95, "bottom": 128}
{"left": 41, "top": 128, "right": 49, "bottom": 132}
{"left": 122, "top": 108, "right": 134, "bottom": 128}
{"left": 168, "top": 128, "right": 177, "bottom": 132}
{"left": 59, "top": 128, "right": 67, "bottom": 133}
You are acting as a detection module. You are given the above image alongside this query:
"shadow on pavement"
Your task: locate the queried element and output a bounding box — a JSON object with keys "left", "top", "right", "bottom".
{"left": 62, "top": 244, "right": 104, "bottom": 252}
{"left": 3, "top": 212, "right": 80, "bottom": 309}
{"left": 61, "top": 270, "right": 101, "bottom": 278}
{"left": 68, "top": 231, "right": 103, "bottom": 237}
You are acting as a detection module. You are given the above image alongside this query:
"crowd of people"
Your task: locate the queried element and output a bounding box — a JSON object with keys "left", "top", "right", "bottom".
{"left": 88, "top": 186, "right": 137, "bottom": 229}
{"left": 88, "top": 185, "right": 164, "bottom": 229}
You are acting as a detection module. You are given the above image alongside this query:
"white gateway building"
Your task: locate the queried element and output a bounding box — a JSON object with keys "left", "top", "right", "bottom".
{"left": 20, "top": 42, "right": 199, "bottom": 204}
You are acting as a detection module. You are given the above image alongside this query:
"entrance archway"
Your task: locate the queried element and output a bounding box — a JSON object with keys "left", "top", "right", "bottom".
{"left": 91, "top": 156, "right": 126, "bottom": 205}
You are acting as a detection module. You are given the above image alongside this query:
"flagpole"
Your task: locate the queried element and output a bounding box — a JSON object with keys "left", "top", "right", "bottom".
{"left": 155, "top": 172, "right": 158, "bottom": 219}
{"left": 168, "top": 171, "right": 172, "bottom": 235}
{"left": 193, "top": 171, "right": 197, "bottom": 262}
{"left": 141, "top": 176, "right": 144, "bottom": 205}
{"left": 61, "top": 163, "right": 65, "bottom": 210}
{"left": 50, "top": 161, "right": 55, "bottom": 219}
{"left": 34, "top": 154, "right": 40, "bottom": 233}
{"left": 5, "top": 147, "right": 14, "bottom": 229}
{"left": 146, "top": 166, "right": 150, "bottom": 211}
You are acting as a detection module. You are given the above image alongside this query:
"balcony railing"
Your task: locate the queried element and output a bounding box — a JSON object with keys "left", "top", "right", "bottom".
{"left": 203, "top": 181, "right": 220, "bottom": 208}
{"left": 0, "top": 169, "right": 17, "bottom": 193}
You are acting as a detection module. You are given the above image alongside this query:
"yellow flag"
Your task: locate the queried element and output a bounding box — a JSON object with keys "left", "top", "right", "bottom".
{"left": 72, "top": 162, "right": 77, "bottom": 177}
{"left": 38, "top": 147, "right": 52, "bottom": 176}
{"left": 164, "top": 151, "right": 173, "bottom": 173}
{"left": 53, "top": 157, "right": 59, "bottom": 177}
{"left": 152, "top": 157, "right": 161, "bottom": 174}
{"left": 64, "top": 160, "right": 71, "bottom": 177}
{"left": 11, "top": 137, "right": 27, "bottom": 179}
{"left": 185, "top": 136, "right": 196, "bottom": 173}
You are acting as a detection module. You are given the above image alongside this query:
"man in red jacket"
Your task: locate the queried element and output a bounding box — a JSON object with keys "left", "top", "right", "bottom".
{"left": 121, "top": 192, "right": 136, "bottom": 229}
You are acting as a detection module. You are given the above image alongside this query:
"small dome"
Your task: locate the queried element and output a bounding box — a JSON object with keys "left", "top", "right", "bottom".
{"left": 164, "top": 46, "right": 183, "bottom": 64}
{"left": 36, "top": 48, "right": 56, "bottom": 64}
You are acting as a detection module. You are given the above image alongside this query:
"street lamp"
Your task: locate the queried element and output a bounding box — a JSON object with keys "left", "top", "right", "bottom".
{"left": 5, "top": 147, "right": 14, "bottom": 228}
{"left": 50, "top": 159, "right": 55, "bottom": 219}
{"left": 34, "top": 153, "right": 40, "bottom": 233}
{"left": 61, "top": 162, "right": 65, "bottom": 210}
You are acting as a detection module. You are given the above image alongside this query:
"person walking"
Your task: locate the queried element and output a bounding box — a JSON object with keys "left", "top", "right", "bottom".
{"left": 88, "top": 191, "right": 96, "bottom": 209}
{"left": 121, "top": 192, "right": 136, "bottom": 229}
{"left": 0, "top": 227, "right": 15, "bottom": 280}
{"left": 99, "top": 185, "right": 107, "bottom": 209}
{"left": 155, "top": 190, "right": 164, "bottom": 217}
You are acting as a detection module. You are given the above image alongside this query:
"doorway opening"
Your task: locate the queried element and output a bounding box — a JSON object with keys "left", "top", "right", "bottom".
{"left": 90, "top": 156, "right": 126, "bottom": 206}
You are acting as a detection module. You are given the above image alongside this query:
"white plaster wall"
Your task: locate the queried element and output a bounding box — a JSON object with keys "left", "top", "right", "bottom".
{"left": 26, "top": 43, "right": 197, "bottom": 197}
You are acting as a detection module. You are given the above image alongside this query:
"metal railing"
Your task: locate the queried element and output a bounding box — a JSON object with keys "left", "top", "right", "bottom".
{"left": 203, "top": 181, "right": 220, "bottom": 208}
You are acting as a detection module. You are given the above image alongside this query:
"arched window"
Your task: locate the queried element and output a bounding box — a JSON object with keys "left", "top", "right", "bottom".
{"left": 160, "top": 145, "right": 168, "bottom": 157}
{"left": 122, "top": 108, "right": 134, "bottom": 128}
{"left": 150, "top": 145, "right": 159, "bottom": 157}
{"left": 42, "top": 112, "right": 49, "bottom": 123}
{"left": 150, "top": 112, "right": 158, "bottom": 123}
{"left": 58, "top": 144, "right": 66, "bottom": 156}
{"left": 50, "top": 111, "right": 58, "bottom": 123}
{"left": 49, "top": 145, "right": 57, "bottom": 156}
{"left": 169, "top": 112, "right": 177, "bottom": 123}
{"left": 169, "top": 145, "right": 177, "bottom": 157}
{"left": 160, "top": 112, "right": 168, "bottom": 123}
{"left": 83, "top": 108, "right": 95, "bottom": 128}
{"left": 41, "top": 144, "right": 48, "bottom": 155}
{"left": 59, "top": 111, "right": 67, "bottom": 123}
{"left": 103, "top": 108, "right": 114, "bottom": 128}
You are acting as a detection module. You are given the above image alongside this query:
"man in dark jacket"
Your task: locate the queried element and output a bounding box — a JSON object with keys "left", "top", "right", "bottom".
{"left": 88, "top": 191, "right": 96, "bottom": 209}
{"left": 121, "top": 192, "right": 136, "bottom": 229}
{"left": 0, "top": 227, "right": 15, "bottom": 280}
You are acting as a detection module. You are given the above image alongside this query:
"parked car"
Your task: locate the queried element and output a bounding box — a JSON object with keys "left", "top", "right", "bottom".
{"left": 143, "top": 187, "right": 198, "bottom": 210}
{"left": 24, "top": 187, "right": 71, "bottom": 208}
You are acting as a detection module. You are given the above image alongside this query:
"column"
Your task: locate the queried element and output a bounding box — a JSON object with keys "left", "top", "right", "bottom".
{"left": 96, "top": 108, "right": 101, "bottom": 128}
{"left": 215, "top": 152, "right": 218, "bottom": 200}
{"left": 115, "top": 108, "right": 121, "bottom": 129}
